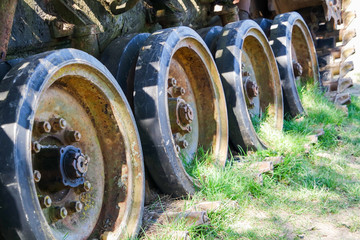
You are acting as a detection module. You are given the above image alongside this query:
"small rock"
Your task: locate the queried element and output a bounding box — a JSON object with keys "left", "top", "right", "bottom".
{"left": 264, "top": 156, "right": 284, "bottom": 165}
{"left": 169, "top": 230, "right": 190, "bottom": 240}
{"left": 158, "top": 211, "right": 209, "bottom": 226}
{"left": 306, "top": 134, "right": 318, "bottom": 144}
{"left": 314, "top": 128, "right": 325, "bottom": 137}
{"left": 190, "top": 201, "right": 222, "bottom": 212}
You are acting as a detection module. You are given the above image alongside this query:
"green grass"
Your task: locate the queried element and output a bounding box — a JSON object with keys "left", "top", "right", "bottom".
{"left": 140, "top": 84, "right": 360, "bottom": 239}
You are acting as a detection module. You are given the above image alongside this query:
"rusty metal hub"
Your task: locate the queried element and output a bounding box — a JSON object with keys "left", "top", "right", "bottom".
{"left": 36, "top": 145, "right": 89, "bottom": 188}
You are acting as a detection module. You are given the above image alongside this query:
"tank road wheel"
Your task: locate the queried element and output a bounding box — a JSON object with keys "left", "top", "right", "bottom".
{"left": 0, "top": 49, "right": 144, "bottom": 239}
{"left": 134, "top": 27, "right": 228, "bottom": 197}
{"left": 269, "top": 12, "right": 320, "bottom": 117}
{"left": 101, "top": 33, "right": 150, "bottom": 108}
{"left": 214, "top": 20, "right": 283, "bottom": 152}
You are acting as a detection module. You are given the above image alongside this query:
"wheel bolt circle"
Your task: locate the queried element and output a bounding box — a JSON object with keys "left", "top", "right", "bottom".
{"left": 33, "top": 170, "right": 41, "bottom": 182}
{"left": 32, "top": 141, "right": 41, "bottom": 153}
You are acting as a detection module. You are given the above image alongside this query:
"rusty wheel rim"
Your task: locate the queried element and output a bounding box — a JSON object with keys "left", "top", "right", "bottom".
{"left": 167, "top": 38, "right": 225, "bottom": 168}
{"left": 22, "top": 50, "right": 144, "bottom": 239}
{"left": 241, "top": 27, "right": 283, "bottom": 133}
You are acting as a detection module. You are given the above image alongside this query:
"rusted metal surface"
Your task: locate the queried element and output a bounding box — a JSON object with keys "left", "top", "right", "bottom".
{"left": 0, "top": 0, "right": 18, "bottom": 61}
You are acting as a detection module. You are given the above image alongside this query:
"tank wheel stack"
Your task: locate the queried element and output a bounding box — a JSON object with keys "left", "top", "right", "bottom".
{"left": 0, "top": 0, "right": 350, "bottom": 239}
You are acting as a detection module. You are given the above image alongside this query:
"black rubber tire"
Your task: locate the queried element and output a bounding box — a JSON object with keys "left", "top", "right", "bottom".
{"left": 110, "top": 0, "right": 140, "bottom": 14}
{"left": 133, "top": 26, "right": 228, "bottom": 197}
{"left": 269, "top": 12, "right": 320, "bottom": 117}
{"left": 197, "top": 26, "right": 223, "bottom": 55}
{"left": 0, "top": 48, "right": 144, "bottom": 239}
{"left": 213, "top": 20, "right": 283, "bottom": 152}
{"left": 101, "top": 33, "right": 150, "bottom": 107}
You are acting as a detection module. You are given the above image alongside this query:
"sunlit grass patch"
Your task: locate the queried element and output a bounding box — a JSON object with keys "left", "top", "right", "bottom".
{"left": 141, "top": 81, "right": 360, "bottom": 239}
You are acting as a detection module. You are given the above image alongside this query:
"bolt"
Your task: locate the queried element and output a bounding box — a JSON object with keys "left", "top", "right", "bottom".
{"left": 84, "top": 155, "right": 90, "bottom": 164}
{"left": 52, "top": 118, "right": 66, "bottom": 131}
{"left": 33, "top": 170, "right": 41, "bottom": 182}
{"left": 178, "top": 140, "right": 188, "bottom": 149}
{"left": 185, "top": 125, "right": 192, "bottom": 133}
{"left": 293, "top": 61, "right": 303, "bottom": 78}
{"left": 175, "top": 145, "right": 181, "bottom": 153}
{"left": 242, "top": 71, "right": 250, "bottom": 77}
{"left": 54, "top": 207, "right": 68, "bottom": 220}
{"left": 36, "top": 121, "right": 51, "bottom": 133}
{"left": 75, "top": 155, "right": 88, "bottom": 176}
{"left": 67, "top": 201, "right": 83, "bottom": 214}
{"left": 65, "top": 130, "right": 81, "bottom": 142}
{"left": 32, "top": 141, "right": 41, "bottom": 153}
{"left": 168, "top": 77, "right": 177, "bottom": 87}
{"left": 40, "top": 195, "right": 52, "bottom": 208}
{"left": 245, "top": 80, "right": 259, "bottom": 99}
{"left": 80, "top": 181, "right": 91, "bottom": 192}
{"left": 173, "top": 86, "right": 186, "bottom": 96}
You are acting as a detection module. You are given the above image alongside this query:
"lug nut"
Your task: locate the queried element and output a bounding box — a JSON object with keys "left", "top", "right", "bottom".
{"left": 242, "top": 71, "right": 250, "bottom": 77}
{"left": 32, "top": 141, "right": 41, "bottom": 153}
{"left": 67, "top": 201, "right": 83, "bottom": 214}
{"left": 80, "top": 181, "right": 91, "bottom": 192}
{"left": 54, "top": 207, "right": 68, "bottom": 220}
{"left": 52, "top": 118, "right": 66, "bottom": 131}
{"left": 168, "top": 77, "right": 177, "bottom": 87}
{"left": 65, "top": 130, "right": 81, "bottom": 142}
{"left": 84, "top": 155, "right": 90, "bottom": 164}
{"left": 40, "top": 195, "right": 52, "bottom": 208}
{"left": 175, "top": 145, "right": 181, "bottom": 153}
{"left": 178, "top": 140, "right": 188, "bottom": 149}
{"left": 33, "top": 170, "right": 41, "bottom": 182}
{"left": 36, "top": 121, "right": 51, "bottom": 133}
{"left": 293, "top": 61, "right": 303, "bottom": 78}
{"left": 173, "top": 86, "right": 186, "bottom": 96}
{"left": 185, "top": 125, "right": 192, "bottom": 133}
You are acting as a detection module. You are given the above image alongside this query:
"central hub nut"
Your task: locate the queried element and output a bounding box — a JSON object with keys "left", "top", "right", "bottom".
{"left": 178, "top": 103, "right": 194, "bottom": 125}
{"left": 245, "top": 80, "right": 259, "bottom": 99}
{"left": 59, "top": 146, "right": 89, "bottom": 187}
